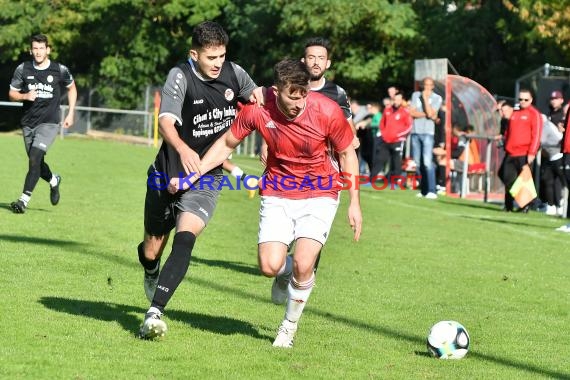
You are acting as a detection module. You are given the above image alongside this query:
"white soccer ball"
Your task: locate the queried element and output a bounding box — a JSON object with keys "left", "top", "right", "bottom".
{"left": 427, "top": 320, "right": 470, "bottom": 359}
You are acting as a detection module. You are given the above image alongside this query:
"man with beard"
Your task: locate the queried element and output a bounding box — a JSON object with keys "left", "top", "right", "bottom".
{"left": 302, "top": 37, "right": 358, "bottom": 146}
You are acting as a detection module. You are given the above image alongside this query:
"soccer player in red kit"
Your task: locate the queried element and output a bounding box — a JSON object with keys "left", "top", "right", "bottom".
{"left": 172, "top": 58, "right": 362, "bottom": 348}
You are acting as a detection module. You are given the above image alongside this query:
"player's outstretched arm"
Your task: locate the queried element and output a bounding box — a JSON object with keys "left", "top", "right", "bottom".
{"left": 338, "top": 146, "right": 362, "bottom": 241}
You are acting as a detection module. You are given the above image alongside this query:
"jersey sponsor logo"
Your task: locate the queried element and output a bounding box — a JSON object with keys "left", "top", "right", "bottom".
{"left": 265, "top": 121, "right": 276, "bottom": 129}
{"left": 224, "top": 88, "right": 235, "bottom": 101}
{"left": 27, "top": 76, "right": 35, "bottom": 80}
{"left": 193, "top": 99, "right": 204, "bottom": 104}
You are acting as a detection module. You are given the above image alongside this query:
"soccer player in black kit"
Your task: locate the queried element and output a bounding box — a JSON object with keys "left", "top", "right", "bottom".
{"left": 9, "top": 34, "right": 77, "bottom": 213}
{"left": 137, "top": 21, "right": 263, "bottom": 339}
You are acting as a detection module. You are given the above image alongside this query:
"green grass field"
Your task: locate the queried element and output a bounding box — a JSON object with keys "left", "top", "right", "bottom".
{"left": 1, "top": 134, "right": 569, "bottom": 379}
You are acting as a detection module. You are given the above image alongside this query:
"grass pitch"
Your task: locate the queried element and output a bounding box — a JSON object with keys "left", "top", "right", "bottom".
{"left": 1, "top": 134, "right": 569, "bottom": 379}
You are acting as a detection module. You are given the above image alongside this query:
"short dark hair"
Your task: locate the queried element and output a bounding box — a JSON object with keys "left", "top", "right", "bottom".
{"left": 191, "top": 21, "right": 229, "bottom": 49}
{"left": 304, "top": 37, "right": 331, "bottom": 54}
{"left": 274, "top": 59, "right": 310, "bottom": 94}
{"left": 31, "top": 34, "right": 49, "bottom": 47}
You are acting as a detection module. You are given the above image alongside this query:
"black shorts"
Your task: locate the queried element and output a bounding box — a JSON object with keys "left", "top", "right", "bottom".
{"left": 144, "top": 166, "right": 222, "bottom": 236}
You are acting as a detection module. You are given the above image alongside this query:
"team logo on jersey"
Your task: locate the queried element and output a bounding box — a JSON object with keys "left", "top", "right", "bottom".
{"left": 47, "top": 75, "right": 54, "bottom": 83}
{"left": 224, "top": 89, "right": 235, "bottom": 101}
{"left": 193, "top": 99, "right": 204, "bottom": 104}
{"left": 265, "top": 121, "right": 276, "bottom": 129}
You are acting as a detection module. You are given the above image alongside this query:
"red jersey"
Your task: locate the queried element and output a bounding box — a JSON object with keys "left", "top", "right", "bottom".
{"left": 504, "top": 105, "right": 542, "bottom": 157}
{"left": 379, "top": 105, "right": 412, "bottom": 143}
{"left": 562, "top": 104, "right": 570, "bottom": 154}
{"left": 231, "top": 91, "right": 353, "bottom": 199}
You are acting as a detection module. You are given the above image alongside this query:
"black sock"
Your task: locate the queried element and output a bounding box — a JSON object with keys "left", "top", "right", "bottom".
{"left": 137, "top": 242, "right": 160, "bottom": 273}
{"left": 151, "top": 231, "right": 195, "bottom": 311}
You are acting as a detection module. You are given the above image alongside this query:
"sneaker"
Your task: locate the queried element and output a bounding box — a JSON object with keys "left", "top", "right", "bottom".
{"left": 10, "top": 200, "right": 26, "bottom": 214}
{"left": 272, "top": 319, "right": 297, "bottom": 348}
{"left": 138, "top": 310, "right": 167, "bottom": 340}
{"left": 271, "top": 270, "right": 292, "bottom": 305}
{"left": 545, "top": 205, "right": 557, "bottom": 216}
{"left": 555, "top": 224, "right": 570, "bottom": 232}
{"left": 50, "top": 175, "right": 61, "bottom": 206}
{"left": 425, "top": 192, "right": 438, "bottom": 200}
{"left": 416, "top": 192, "right": 424, "bottom": 198}
{"left": 144, "top": 267, "right": 160, "bottom": 303}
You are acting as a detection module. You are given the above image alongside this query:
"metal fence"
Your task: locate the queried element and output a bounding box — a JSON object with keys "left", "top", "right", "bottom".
{"left": 0, "top": 101, "right": 259, "bottom": 154}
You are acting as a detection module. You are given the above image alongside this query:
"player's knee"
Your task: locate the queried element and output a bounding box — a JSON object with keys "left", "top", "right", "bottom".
{"left": 258, "top": 260, "right": 281, "bottom": 277}
{"left": 28, "top": 147, "right": 45, "bottom": 169}
{"left": 143, "top": 235, "right": 166, "bottom": 260}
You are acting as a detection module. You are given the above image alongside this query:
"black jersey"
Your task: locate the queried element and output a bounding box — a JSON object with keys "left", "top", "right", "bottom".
{"left": 10, "top": 60, "right": 74, "bottom": 127}
{"left": 155, "top": 59, "right": 256, "bottom": 177}
{"left": 312, "top": 79, "right": 352, "bottom": 120}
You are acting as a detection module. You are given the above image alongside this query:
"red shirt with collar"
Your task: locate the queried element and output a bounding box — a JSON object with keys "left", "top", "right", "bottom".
{"left": 379, "top": 105, "right": 412, "bottom": 143}
{"left": 504, "top": 105, "right": 542, "bottom": 157}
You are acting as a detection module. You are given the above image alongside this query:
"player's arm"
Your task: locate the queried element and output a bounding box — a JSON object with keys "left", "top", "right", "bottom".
{"left": 63, "top": 82, "right": 77, "bottom": 129}
{"left": 159, "top": 115, "right": 200, "bottom": 177}
{"left": 8, "top": 64, "right": 36, "bottom": 102}
{"left": 338, "top": 145, "right": 362, "bottom": 242}
{"left": 167, "top": 129, "right": 242, "bottom": 194}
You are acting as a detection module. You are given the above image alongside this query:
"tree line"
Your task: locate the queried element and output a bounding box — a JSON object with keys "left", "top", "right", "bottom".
{"left": 0, "top": 0, "right": 568, "bottom": 131}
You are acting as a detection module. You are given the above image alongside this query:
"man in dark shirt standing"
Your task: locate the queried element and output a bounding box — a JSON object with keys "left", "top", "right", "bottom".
{"left": 9, "top": 34, "right": 76, "bottom": 213}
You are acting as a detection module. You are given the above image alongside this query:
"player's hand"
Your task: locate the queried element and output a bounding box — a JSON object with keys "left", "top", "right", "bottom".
{"left": 63, "top": 114, "right": 74, "bottom": 129}
{"left": 249, "top": 86, "right": 266, "bottom": 107}
{"left": 348, "top": 203, "right": 362, "bottom": 242}
{"left": 178, "top": 145, "right": 201, "bottom": 176}
{"left": 26, "top": 90, "right": 38, "bottom": 102}
{"left": 167, "top": 173, "right": 200, "bottom": 194}
{"left": 527, "top": 155, "right": 535, "bottom": 165}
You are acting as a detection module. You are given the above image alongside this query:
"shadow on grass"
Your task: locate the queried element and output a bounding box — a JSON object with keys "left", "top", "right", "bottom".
{"left": 437, "top": 198, "right": 503, "bottom": 212}
{"left": 39, "top": 297, "right": 271, "bottom": 342}
{"left": 0, "top": 234, "right": 89, "bottom": 248}
{"left": 461, "top": 215, "right": 556, "bottom": 229}
{"left": 192, "top": 256, "right": 260, "bottom": 276}
{"left": 189, "top": 276, "right": 570, "bottom": 379}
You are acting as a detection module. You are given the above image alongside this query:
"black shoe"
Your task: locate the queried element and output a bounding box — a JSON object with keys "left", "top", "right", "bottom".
{"left": 517, "top": 205, "right": 530, "bottom": 213}
{"left": 50, "top": 175, "right": 61, "bottom": 205}
{"left": 10, "top": 200, "right": 26, "bottom": 214}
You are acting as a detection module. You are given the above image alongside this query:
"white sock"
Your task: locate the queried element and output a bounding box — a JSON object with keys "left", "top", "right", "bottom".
{"left": 147, "top": 306, "right": 162, "bottom": 316}
{"left": 277, "top": 255, "right": 293, "bottom": 277}
{"left": 284, "top": 274, "right": 315, "bottom": 323}
{"left": 230, "top": 166, "right": 244, "bottom": 179}
{"left": 49, "top": 175, "right": 58, "bottom": 187}
{"left": 19, "top": 193, "right": 31, "bottom": 206}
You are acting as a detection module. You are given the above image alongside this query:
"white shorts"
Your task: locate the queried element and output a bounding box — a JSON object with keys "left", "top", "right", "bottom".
{"left": 258, "top": 196, "right": 340, "bottom": 246}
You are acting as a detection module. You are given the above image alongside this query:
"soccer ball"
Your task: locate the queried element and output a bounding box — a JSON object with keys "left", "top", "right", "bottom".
{"left": 427, "top": 320, "right": 470, "bottom": 359}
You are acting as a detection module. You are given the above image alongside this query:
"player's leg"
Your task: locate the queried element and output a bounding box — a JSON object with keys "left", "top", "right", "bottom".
{"left": 257, "top": 196, "right": 294, "bottom": 305}
{"left": 11, "top": 126, "right": 35, "bottom": 213}
{"left": 33, "top": 123, "right": 61, "bottom": 206}
{"left": 140, "top": 175, "right": 221, "bottom": 339}
{"left": 272, "top": 197, "right": 339, "bottom": 348}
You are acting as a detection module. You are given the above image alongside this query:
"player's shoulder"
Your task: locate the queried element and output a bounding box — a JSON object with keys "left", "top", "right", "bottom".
{"left": 308, "top": 91, "right": 340, "bottom": 110}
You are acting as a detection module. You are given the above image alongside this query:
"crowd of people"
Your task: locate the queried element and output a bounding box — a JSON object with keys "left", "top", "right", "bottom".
{"left": 8, "top": 23, "right": 570, "bottom": 350}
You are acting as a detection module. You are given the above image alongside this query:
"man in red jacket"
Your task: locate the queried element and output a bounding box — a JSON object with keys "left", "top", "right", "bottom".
{"left": 499, "top": 89, "right": 542, "bottom": 212}
{"left": 371, "top": 92, "right": 412, "bottom": 183}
